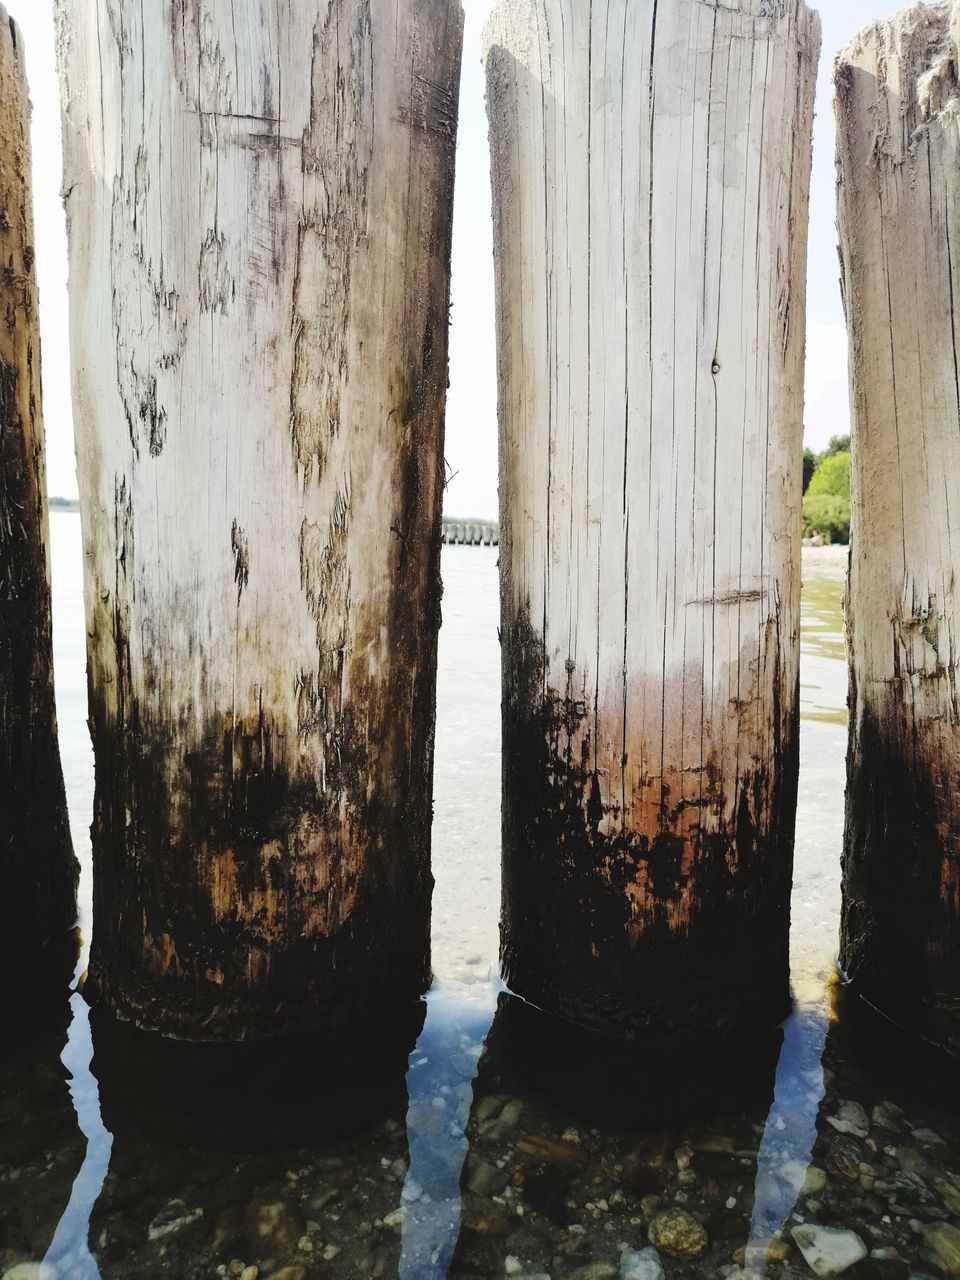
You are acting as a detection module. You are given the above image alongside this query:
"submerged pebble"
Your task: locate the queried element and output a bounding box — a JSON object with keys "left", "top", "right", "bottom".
{"left": 802, "top": 1166, "right": 828, "bottom": 1195}
{"left": 826, "top": 1102, "right": 870, "bottom": 1139}
{"left": 646, "top": 1210, "right": 708, "bottom": 1260}
{"left": 146, "top": 1198, "right": 203, "bottom": 1242}
{"left": 790, "top": 1224, "right": 867, "bottom": 1276}
{"left": 619, "top": 1245, "right": 664, "bottom": 1280}
{"left": 242, "top": 1195, "right": 304, "bottom": 1258}
{"left": 920, "top": 1220, "right": 960, "bottom": 1275}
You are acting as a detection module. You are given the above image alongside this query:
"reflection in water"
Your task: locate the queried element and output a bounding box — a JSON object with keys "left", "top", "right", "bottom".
{"left": 48, "top": 1007, "right": 420, "bottom": 1278}
{"left": 829, "top": 981, "right": 960, "bottom": 1114}
{"left": 744, "top": 999, "right": 829, "bottom": 1273}
{"left": 0, "top": 987, "right": 83, "bottom": 1274}
{"left": 451, "top": 988, "right": 778, "bottom": 1278}
{"left": 43, "top": 991, "right": 111, "bottom": 1280}
{"left": 399, "top": 980, "right": 497, "bottom": 1278}
{"left": 482, "top": 991, "right": 783, "bottom": 1133}
{"left": 89, "top": 1002, "right": 425, "bottom": 1154}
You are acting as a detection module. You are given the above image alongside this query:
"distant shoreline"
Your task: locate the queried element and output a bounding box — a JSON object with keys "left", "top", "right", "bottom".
{"left": 51, "top": 501, "right": 502, "bottom": 523}
{"left": 802, "top": 543, "right": 848, "bottom": 581}
{"left": 47, "top": 498, "right": 849, "bottom": 580}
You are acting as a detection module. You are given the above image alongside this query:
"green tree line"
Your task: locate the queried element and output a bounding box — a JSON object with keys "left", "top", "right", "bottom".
{"left": 802, "top": 435, "right": 850, "bottom": 544}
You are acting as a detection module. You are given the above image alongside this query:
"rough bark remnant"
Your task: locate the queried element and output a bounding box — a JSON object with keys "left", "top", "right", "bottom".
{"left": 57, "top": 0, "right": 463, "bottom": 1038}
{"left": 485, "top": 0, "right": 820, "bottom": 1040}
{"left": 0, "top": 9, "right": 77, "bottom": 976}
{"left": 836, "top": 3, "right": 960, "bottom": 1051}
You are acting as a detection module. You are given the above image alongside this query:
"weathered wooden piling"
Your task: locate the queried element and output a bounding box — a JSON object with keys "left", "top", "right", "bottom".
{"left": 57, "top": 0, "right": 463, "bottom": 1038}
{"left": 836, "top": 4, "right": 960, "bottom": 1048}
{"left": 486, "top": 0, "right": 820, "bottom": 1039}
{"left": 0, "top": 9, "right": 77, "bottom": 977}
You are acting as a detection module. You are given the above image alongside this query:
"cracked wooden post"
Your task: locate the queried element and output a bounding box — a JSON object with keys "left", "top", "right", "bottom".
{"left": 56, "top": 0, "right": 463, "bottom": 1039}
{"left": 485, "top": 0, "right": 820, "bottom": 1040}
{"left": 836, "top": 4, "right": 960, "bottom": 1051}
{"left": 0, "top": 9, "right": 78, "bottom": 982}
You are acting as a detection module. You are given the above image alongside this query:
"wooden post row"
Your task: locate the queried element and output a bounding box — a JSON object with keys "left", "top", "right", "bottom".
{"left": 53, "top": 0, "right": 960, "bottom": 1047}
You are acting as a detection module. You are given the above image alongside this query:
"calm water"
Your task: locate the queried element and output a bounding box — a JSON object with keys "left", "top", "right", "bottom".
{"left": 1, "top": 516, "right": 957, "bottom": 1280}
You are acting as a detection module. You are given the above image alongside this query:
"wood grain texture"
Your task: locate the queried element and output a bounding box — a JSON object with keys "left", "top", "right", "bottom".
{"left": 57, "top": 0, "right": 463, "bottom": 1038}
{"left": 836, "top": 2, "right": 960, "bottom": 1049}
{"left": 0, "top": 8, "right": 77, "bottom": 974}
{"left": 486, "top": 0, "right": 819, "bottom": 1039}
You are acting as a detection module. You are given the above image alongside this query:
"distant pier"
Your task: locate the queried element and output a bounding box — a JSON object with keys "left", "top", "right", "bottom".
{"left": 441, "top": 519, "right": 499, "bottom": 547}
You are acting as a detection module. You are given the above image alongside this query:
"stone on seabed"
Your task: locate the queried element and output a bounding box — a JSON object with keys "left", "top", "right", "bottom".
{"left": 802, "top": 1166, "right": 828, "bottom": 1196}
{"left": 871, "top": 1101, "right": 905, "bottom": 1132}
{"left": 826, "top": 1100, "right": 870, "bottom": 1138}
{"left": 620, "top": 1244, "right": 664, "bottom": 1279}
{"left": 465, "top": 1154, "right": 509, "bottom": 1198}
{"left": 921, "top": 1220, "right": 960, "bottom": 1276}
{"left": 790, "top": 1224, "right": 867, "bottom": 1276}
{"left": 646, "top": 1210, "right": 708, "bottom": 1260}
{"left": 243, "top": 1195, "right": 304, "bottom": 1258}
{"left": 570, "top": 1264, "right": 617, "bottom": 1280}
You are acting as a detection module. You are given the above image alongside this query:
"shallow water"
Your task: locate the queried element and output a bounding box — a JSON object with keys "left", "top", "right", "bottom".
{"left": 1, "top": 519, "right": 957, "bottom": 1280}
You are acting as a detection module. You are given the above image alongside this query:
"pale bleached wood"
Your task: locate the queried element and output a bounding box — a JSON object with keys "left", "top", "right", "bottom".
{"left": 57, "top": 0, "right": 463, "bottom": 1038}
{"left": 486, "top": 0, "right": 820, "bottom": 1038}
{"left": 0, "top": 8, "right": 77, "bottom": 979}
{"left": 836, "top": 2, "right": 960, "bottom": 1048}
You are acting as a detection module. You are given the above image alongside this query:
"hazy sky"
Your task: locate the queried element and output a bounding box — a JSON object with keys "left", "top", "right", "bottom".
{"left": 20, "top": 1, "right": 896, "bottom": 517}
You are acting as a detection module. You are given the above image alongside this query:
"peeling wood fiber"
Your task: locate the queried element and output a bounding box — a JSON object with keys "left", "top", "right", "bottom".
{"left": 0, "top": 8, "right": 78, "bottom": 974}
{"left": 836, "top": 2, "right": 960, "bottom": 1050}
{"left": 486, "top": 0, "right": 820, "bottom": 1040}
{"left": 56, "top": 0, "right": 463, "bottom": 1039}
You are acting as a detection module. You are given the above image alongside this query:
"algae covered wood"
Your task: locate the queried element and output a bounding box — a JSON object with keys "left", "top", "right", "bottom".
{"left": 0, "top": 8, "right": 77, "bottom": 976}
{"left": 57, "top": 0, "right": 463, "bottom": 1038}
{"left": 836, "top": 3, "right": 960, "bottom": 1047}
{"left": 486, "top": 0, "right": 820, "bottom": 1039}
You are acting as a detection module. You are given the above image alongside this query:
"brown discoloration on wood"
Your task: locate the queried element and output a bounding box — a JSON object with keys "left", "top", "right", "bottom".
{"left": 0, "top": 10, "right": 78, "bottom": 971}
{"left": 501, "top": 610, "right": 798, "bottom": 1040}
{"left": 836, "top": 4, "right": 960, "bottom": 1049}
{"left": 487, "top": 0, "right": 818, "bottom": 1039}
{"left": 59, "top": 0, "right": 463, "bottom": 1038}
